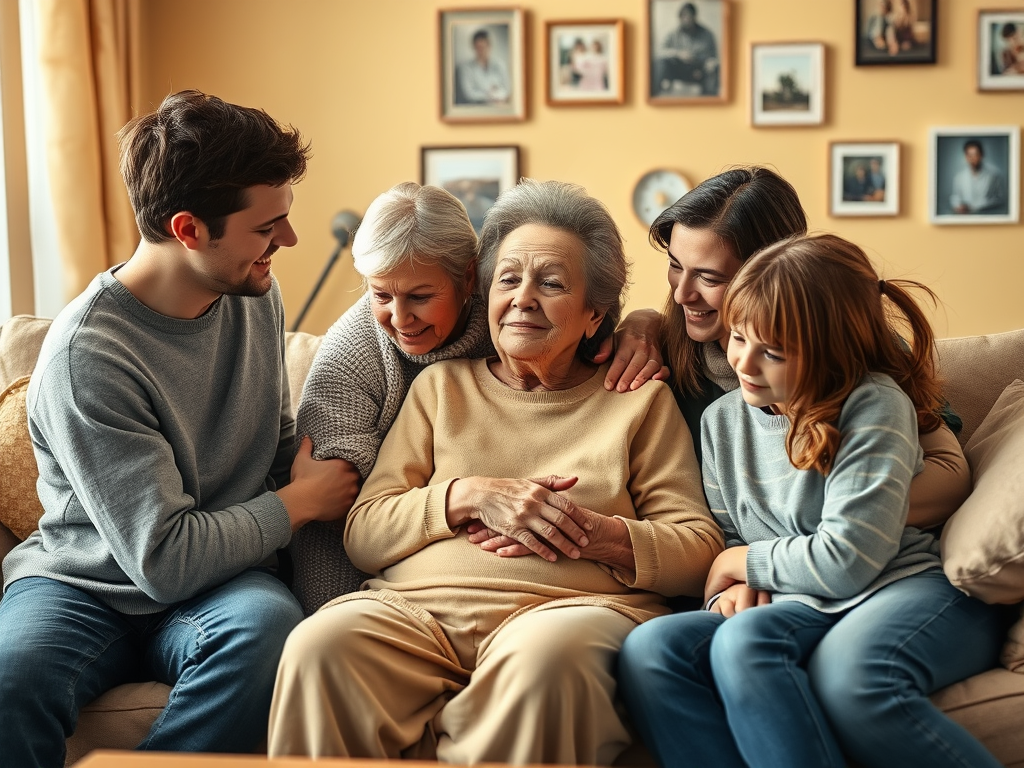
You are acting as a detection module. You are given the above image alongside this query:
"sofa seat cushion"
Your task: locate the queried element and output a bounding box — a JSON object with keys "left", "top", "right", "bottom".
{"left": 930, "top": 667, "right": 1024, "bottom": 767}
{"left": 64, "top": 682, "right": 170, "bottom": 766}
{"left": 0, "top": 375, "right": 44, "bottom": 540}
{"left": 941, "top": 380, "right": 1024, "bottom": 605}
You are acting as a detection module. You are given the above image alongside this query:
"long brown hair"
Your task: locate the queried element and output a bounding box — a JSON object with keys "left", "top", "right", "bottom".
{"left": 649, "top": 167, "right": 807, "bottom": 395}
{"left": 722, "top": 233, "right": 943, "bottom": 475}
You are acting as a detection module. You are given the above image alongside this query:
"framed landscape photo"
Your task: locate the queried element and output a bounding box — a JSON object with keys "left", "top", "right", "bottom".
{"left": 421, "top": 145, "right": 520, "bottom": 233}
{"left": 928, "top": 126, "right": 1020, "bottom": 225}
{"left": 439, "top": 8, "right": 526, "bottom": 123}
{"left": 751, "top": 42, "right": 824, "bottom": 126}
{"left": 978, "top": 10, "right": 1024, "bottom": 91}
{"left": 830, "top": 141, "right": 900, "bottom": 217}
{"left": 545, "top": 19, "right": 625, "bottom": 106}
{"left": 855, "top": 0, "right": 937, "bottom": 66}
{"left": 647, "top": 0, "right": 730, "bottom": 104}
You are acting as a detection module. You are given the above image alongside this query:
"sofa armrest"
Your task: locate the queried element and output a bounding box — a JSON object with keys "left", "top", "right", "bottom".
{"left": 0, "top": 519, "right": 19, "bottom": 562}
{"left": 0, "top": 315, "right": 51, "bottom": 390}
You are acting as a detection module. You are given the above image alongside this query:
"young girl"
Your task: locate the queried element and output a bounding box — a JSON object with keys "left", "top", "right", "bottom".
{"left": 618, "top": 233, "right": 1006, "bottom": 768}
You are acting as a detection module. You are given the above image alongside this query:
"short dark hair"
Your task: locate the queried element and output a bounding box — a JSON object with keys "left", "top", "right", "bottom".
{"left": 963, "top": 139, "right": 984, "bottom": 156}
{"left": 117, "top": 90, "right": 310, "bottom": 243}
{"left": 680, "top": 3, "right": 697, "bottom": 17}
{"left": 472, "top": 29, "right": 490, "bottom": 45}
{"left": 1002, "top": 23, "right": 1018, "bottom": 39}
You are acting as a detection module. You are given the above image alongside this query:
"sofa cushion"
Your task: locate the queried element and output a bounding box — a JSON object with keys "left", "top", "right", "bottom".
{"left": 1001, "top": 605, "right": 1024, "bottom": 674}
{"left": 941, "top": 380, "right": 1024, "bottom": 604}
{"left": 930, "top": 666, "right": 1024, "bottom": 766}
{"left": 64, "top": 681, "right": 170, "bottom": 766}
{"left": 0, "top": 375, "right": 44, "bottom": 540}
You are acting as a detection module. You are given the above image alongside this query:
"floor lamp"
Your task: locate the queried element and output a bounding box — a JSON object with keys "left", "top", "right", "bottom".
{"left": 290, "top": 210, "right": 361, "bottom": 332}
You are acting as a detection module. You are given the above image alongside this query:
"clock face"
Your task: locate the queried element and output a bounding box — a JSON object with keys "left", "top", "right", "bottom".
{"left": 632, "top": 169, "right": 691, "bottom": 227}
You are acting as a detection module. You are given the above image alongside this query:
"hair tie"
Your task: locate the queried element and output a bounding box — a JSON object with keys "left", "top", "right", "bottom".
{"left": 878, "top": 279, "right": 886, "bottom": 294}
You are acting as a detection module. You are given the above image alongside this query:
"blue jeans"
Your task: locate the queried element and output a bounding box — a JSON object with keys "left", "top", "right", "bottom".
{"left": 617, "top": 570, "right": 1006, "bottom": 768}
{"left": 0, "top": 570, "right": 302, "bottom": 768}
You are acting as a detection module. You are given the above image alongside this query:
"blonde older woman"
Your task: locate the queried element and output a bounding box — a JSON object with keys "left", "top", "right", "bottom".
{"left": 290, "top": 182, "right": 667, "bottom": 614}
{"left": 269, "top": 180, "right": 724, "bottom": 765}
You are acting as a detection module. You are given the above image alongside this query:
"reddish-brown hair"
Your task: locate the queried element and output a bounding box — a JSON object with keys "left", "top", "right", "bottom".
{"left": 722, "top": 233, "right": 943, "bottom": 475}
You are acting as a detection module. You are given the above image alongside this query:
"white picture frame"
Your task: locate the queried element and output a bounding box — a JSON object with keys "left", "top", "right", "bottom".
{"left": 928, "top": 126, "right": 1020, "bottom": 225}
{"left": 421, "top": 145, "right": 520, "bottom": 233}
{"left": 978, "top": 10, "right": 1024, "bottom": 91}
{"left": 830, "top": 141, "right": 900, "bottom": 217}
{"left": 751, "top": 42, "right": 825, "bottom": 127}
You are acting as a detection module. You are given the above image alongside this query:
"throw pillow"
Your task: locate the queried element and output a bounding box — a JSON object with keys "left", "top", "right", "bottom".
{"left": 0, "top": 375, "right": 44, "bottom": 540}
{"left": 941, "top": 379, "right": 1024, "bottom": 604}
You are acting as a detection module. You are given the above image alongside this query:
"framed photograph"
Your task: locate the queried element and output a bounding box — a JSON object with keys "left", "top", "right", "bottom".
{"left": 647, "top": 0, "right": 730, "bottom": 104}
{"left": 751, "top": 42, "right": 825, "bottom": 127}
{"left": 439, "top": 8, "right": 526, "bottom": 123}
{"left": 855, "top": 0, "right": 937, "bottom": 65}
{"left": 978, "top": 10, "right": 1024, "bottom": 91}
{"left": 421, "top": 146, "right": 520, "bottom": 233}
{"left": 545, "top": 19, "right": 625, "bottom": 106}
{"left": 830, "top": 141, "right": 901, "bottom": 216}
{"left": 928, "top": 126, "right": 1019, "bottom": 224}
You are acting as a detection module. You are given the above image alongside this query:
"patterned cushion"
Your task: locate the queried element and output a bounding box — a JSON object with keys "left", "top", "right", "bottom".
{"left": 0, "top": 376, "right": 44, "bottom": 540}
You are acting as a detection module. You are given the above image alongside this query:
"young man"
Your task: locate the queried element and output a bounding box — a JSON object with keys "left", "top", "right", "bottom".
{"left": 0, "top": 90, "right": 358, "bottom": 767}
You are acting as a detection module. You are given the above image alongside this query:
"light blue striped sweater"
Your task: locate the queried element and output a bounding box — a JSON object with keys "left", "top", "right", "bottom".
{"left": 700, "top": 373, "right": 941, "bottom": 613}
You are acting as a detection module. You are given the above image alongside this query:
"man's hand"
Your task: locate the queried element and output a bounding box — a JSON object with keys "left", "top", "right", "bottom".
{"left": 276, "top": 436, "right": 362, "bottom": 531}
{"left": 593, "top": 308, "right": 670, "bottom": 392}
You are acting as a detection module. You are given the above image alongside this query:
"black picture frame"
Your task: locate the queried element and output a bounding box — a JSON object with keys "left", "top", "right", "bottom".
{"left": 855, "top": 0, "right": 938, "bottom": 66}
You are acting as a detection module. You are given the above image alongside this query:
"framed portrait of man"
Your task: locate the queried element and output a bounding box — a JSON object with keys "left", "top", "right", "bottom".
{"left": 929, "top": 126, "right": 1020, "bottom": 225}
{"left": 855, "top": 0, "right": 937, "bottom": 66}
{"left": 440, "top": 8, "right": 526, "bottom": 123}
{"left": 647, "top": 0, "right": 730, "bottom": 104}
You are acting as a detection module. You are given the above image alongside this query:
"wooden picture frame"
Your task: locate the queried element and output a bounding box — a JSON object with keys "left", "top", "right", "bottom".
{"left": 421, "top": 145, "right": 521, "bottom": 233}
{"left": 751, "top": 42, "right": 825, "bottom": 127}
{"left": 855, "top": 0, "right": 938, "bottom": 66}
{"left": 829, "top": 141, "right": 901, "bottom": 217}
{"left": 978, "top": 9, "right": 1024, "bottom": 91}
{"left": 647, "top": 0, "right": 730, "bottom": 104}
{"left": 928, "top": 126, "right": 1020, "bottom": 225}
{"left": 545, "top": 19, "right": 625, "bottom": 106}
{"left": 439, "top": 8, "right": 526, "bottom": 123}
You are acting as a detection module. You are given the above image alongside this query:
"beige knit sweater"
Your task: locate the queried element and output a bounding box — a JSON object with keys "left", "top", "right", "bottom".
{"left": 345, "top": 358, "right": 724, "bottom": 636}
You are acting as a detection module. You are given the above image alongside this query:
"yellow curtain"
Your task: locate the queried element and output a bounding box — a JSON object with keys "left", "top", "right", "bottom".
{"left": 35, "top": 0, "right": 141, "bottom": 302}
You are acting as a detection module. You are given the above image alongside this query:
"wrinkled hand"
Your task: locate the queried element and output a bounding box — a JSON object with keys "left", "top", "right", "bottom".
{"left": 278, "top": 436, "right": 362, "bottom": 530}
{"left": 709, "top": 583, "right": 771, "bottom": 617}
{"left": 704, "top": 545, "right": 750, "bottom": 604}
{"left": 448, "top": 475, "right": 592, "bottom": 563}
{"left": 593, "top": 309, "right": 669, "bottom": 392}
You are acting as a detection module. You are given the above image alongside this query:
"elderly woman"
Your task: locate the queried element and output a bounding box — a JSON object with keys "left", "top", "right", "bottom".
{"left": 291, "top": 182, "right": 666, "bottom": 614}
{"left": 268, "top": 180, "right": 724, "bottom": 764}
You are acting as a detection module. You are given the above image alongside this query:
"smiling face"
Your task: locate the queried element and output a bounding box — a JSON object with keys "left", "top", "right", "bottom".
{"left": 727, "top": 323, "right": 797, "bottom": 413}
{"left": 488, "top": 223, "right": 604, "bottom": 383}
{"left": 666, "top": 223, "right": 744, "bottom": 348}
{"left": 194, "top": 184, "right": 297, "bottom": 298}
{"left": 368, "top": 260, "right": 472, "bottom": 355}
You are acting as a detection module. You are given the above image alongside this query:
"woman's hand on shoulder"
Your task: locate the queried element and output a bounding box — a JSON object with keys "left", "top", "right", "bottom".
{"left": 447, "top": 475, "right": 593, "bottom": 563}
{"left": 709, "top": 583, "right": 771, "bottom": 618}
{"left": 595, "top": 308, "right": 670, "bottom": 393}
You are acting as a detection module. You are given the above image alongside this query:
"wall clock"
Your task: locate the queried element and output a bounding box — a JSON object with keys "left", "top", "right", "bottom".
{"left": 632, "top": 169, "right": 691, "bottom": 227}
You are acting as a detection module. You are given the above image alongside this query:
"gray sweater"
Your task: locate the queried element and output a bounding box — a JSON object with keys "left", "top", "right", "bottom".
{"left": 4, "top": 269, "right": 295, "bottom": 615}
{"left": 701, "top": 373, "right": 941, "bottom": 613}
{"left": 289, "top": 292, "right": 494, "bottom": 614}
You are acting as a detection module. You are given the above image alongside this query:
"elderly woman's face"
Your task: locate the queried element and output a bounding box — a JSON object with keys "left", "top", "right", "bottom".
{"left": 488, "top": 223, "right": 604, "bottom": 371}
{"left": 368, "top": 259, "right": 471, "bottom": 355}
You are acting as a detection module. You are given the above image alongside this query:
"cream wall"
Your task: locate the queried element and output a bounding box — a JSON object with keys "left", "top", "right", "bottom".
{"left": 138, "top": 0, "right": 1023, "bottom": 338}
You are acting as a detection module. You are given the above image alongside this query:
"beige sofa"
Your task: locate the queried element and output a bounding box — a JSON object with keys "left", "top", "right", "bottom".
{"left": 1, "top": 314, "right": 1023, "bottom": 767}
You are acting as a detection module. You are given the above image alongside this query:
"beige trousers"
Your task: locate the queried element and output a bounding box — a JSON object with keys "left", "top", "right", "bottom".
{"left": 268, "top": 595, "right": 636, "bottom": 765}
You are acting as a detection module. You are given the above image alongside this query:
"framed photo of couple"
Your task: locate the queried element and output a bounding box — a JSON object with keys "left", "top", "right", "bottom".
{"left": 439, "top": 8, "right": 526, "bottom": 123}
{"left": 854, "top": 0, "right": 937, "bottom": 66}
{"left": 829, "top": 141, "right": 900, "bottom": 217}
{"left": 978, "top": 10, "right": 1024, "bottom": 91}
{"left": 545, "top": 19, "right": 625, "bottom": 106}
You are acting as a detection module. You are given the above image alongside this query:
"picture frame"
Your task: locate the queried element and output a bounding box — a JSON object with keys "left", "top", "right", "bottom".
{"left": 545, "top": 19, "right": 625, "bottom": 106}
{"left": 855, "top": 0, "right": 938, "bottom": 66}
{"left": 439, "top": 8, "right": 526, "bottom": 123}
{"left": 750, "top": 42, "right": 825, "bottom": 127}
{"left": 647, "top": 0, "right": 730, "bottom": 104}
{"left": 420, "top": 146, "right": 520, "bottom": 233}
{"left": 978, "top": 10, "right": 1024, "bottom": 91}
{"left": 928, "top": 126, "right": 1020, "bottom": 225}
{"left": 829, "top": 141, "right": 901, "bottom": 217}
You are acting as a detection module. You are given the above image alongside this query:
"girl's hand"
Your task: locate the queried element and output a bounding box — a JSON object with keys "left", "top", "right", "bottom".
{"left": 704, "top": 546, "right": 750, "bottom": 603}
{"left": 709, "top": 583, "right": 771, "bottom": 617}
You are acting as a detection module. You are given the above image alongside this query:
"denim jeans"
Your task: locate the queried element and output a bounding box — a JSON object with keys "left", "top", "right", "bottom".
{"left": 0, "top": 570, "right": 302, "bottom": 768}
{"left": 617, "top": 569, "right": 1005, "bottom": 768}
